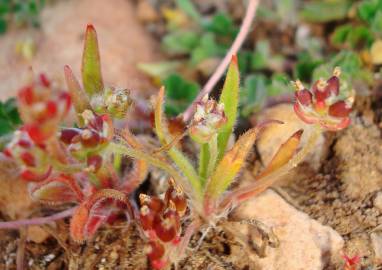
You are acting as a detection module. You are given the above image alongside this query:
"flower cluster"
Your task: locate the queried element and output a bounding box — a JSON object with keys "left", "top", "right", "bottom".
{"left": 17, "top": 74, "right": 71, "bottom": 143}
{"left": 4, "top": 130, "right": 51, "bottom": 181}
{"left": 90, "top": 87, "right": 133, "bottom": 119}
{"left": 293, "top": 67, "right": 353, "bottom": 131}
{"left": 189, "top": 95, "right": 227, "bottom": 144}
{"left": 139, "top": 179, "right": 187, "bottom": 269}
{"left": 3, "top": 25, "right": 148, "bottom": 244}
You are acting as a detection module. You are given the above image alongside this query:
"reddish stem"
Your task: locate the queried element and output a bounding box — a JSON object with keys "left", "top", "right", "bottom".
{"left": 0, "top": 208, "right": 75, "bottom": 230}
{"left": 182, "top": 0, "right": 260, "bottom": 123}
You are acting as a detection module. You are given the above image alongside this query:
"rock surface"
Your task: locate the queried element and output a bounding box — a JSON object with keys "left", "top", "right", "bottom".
{"left": 0, "top": 0, "right": 161, "bottom": 100}
{"left": 233, "top": 190, "right": 344, "bottom": 270}
{"left": 334, "top": 117, "right": 382, "bottom": 199}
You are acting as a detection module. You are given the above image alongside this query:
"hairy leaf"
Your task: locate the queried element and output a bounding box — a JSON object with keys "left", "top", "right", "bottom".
{"left": 154, "top": 87, "right": 202, "bottom": 196}
{"left": 206, "top": 127, "right": 259, "bottom": 200}
{"left": 257, "top": 130, "right": 303, "bottom": 179}
{"left": 70, "top": 189, "right": 132, "bottom": 242}
{"left": 217, "top": 55, "right": 240, "bottom": 160}
{"left": 29, "top": 175, "right": 84, "bottom": 204}
{"left": 64, "top": 65, "right": 91, "bottom": 116}
{"left": 81, "top": 24, "right": 103, "bottom": 96}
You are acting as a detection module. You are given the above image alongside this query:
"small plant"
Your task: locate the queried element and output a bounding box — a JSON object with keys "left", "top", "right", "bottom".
{"left": 114, "top": 60, "right": 352, "bottom": 268}
{"left": 3, "top": 25, "right": 148, "bottom": 242}
{"left": 2, "top": 24, "right": 354, "bottom": 269}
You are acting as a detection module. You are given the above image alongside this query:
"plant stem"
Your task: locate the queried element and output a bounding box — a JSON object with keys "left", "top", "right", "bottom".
{"left": 182, "top": 0, "right": 260, "bottom": 123}
{"left": 0, "top": 208, "right": 75, "bottom": 230}
{"left": 206, "top": 135, "right": 218, "bottom": 178}
{"left": 220, "top": 125, "right": 322, "bottom": 209}
{"left": 108, "top": 142, "right": 194, "bottom": 196}
{"left": 16, "top": 227, "right": 26, "bottom": 270}
{"left": 198, "top": 143, "right": 209, "bottom": 186}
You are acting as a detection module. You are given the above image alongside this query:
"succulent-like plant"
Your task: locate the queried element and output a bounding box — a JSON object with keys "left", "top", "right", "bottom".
{"left": 3, "top": 25, "right": 147, "bottom": 242}
{"left": 2, "top": 24, "right": 354, "bottom": 270}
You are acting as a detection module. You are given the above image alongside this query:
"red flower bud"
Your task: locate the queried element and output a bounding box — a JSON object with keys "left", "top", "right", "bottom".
{"left": 328, "top": 101, "right": 352, "bottom": 118}
{"left": 87, "top": 155, "right": 102, "bottom": 172}
{"left": 295, "top": 89, "right": 312, "bottom": 106}
{"left": 39, "top": 73, "right": 51, "bottom": 87}
{"left": 146, "top": 241, "right": 165, "bottom": 261}
{"left": 20, "top": 152, "right": 36, "bottom": 167}
{"left": 139, "top": 194, "right": 165, "bottom": 213}
{"left": 18, "top": 139, "right": 32, "bottom": 148}
{"left": 80, "top": 129, "right": 101, "bottom": 148}
{"left": 325, "top": 76, "right": 339, "bottom": 96}
{"left": 140, "top": 205, "right": 155, "bottom": 230}
{"left": 45, "top": 101, "right": 58, "bottom": 118}
{"left": 18, "top": 86, "right": 34, "bottom": 105}
{"left": 312, "top": 79, "right": 330, "bottom": 103}
{"left": 165, "top": 182, "right": 187, "bottom": 216}
{"left": 153, "top": 214, "right": 177, "bottom": 242}
{"left": 20, "top": 167, "right": 52, "bottom": 182}
{"left": 60, "top": 128, "right": 81, "bottom": 144}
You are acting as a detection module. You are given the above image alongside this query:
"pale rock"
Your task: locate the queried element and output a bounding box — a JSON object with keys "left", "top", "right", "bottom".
{"left": 374, "top": 192, "right": 382, "bottom": 212}
{"left": 256, "top": 104, "right": 326, "bottom": 170}
{"left": 371, "top": 232, "right": 382, "bottom": 265}
{"left": 233, "top": 190, "right": 344, "bottom": 270}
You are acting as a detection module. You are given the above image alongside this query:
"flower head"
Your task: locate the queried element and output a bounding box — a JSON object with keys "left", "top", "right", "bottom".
{"left": 17, "top": 73, "right": 71, "bottom": 143}
{"left": 4, "top": 130, "right": 51, "bottom": 181}
{"left": 189, "top": 95, "right": 227, "bottom": 144}
{"left": 91, "top": 87, "right": 132, "bottom": 119}
{"left": 293, "top": 67, "right": 353, "bottom": 131}
{"left": 60, "top": 110, "right": 113, "bottom": 158}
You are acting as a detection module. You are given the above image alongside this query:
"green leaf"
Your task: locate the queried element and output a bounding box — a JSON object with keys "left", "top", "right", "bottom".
{"left": 0, "top": 17, "right": 7, "bottom": 34}
{"left": 371, "top": 10, "right": 382, "bottom": 35}
{"left": 251, "top": 40, "right": 271, "bottom": 70}
{"left": 294, "top": 53, "right": 324, "bottom": 82}
{"left": 217, "top": 56, "right": 240, "bottom": 160}
{"left": 313, "top": 51, "right": 372, "bottom": 97}
{"left": 81, "top": 24, "right": 104, "bottom": 96}
{"left": 203, "top": 13, "right": 238, "bottom": 38}
{"left": 190, "top": 33, "right": 225, "bottom": 65}
{"left": 299, "top": 0, "right": 352, "bottom": 23}
{"left": 240, "top": 74, "right": 267, "bottom": 117}
{"left": 154, "top": 88, "right": 202, "bottom": 197}
{"left": 163, "top": 74, "right": 199, "bottom": 117}
{"left": 176, "top": 0, "right": 202, "bottom": 24}
{"left": 357, "top": 0, "right": 382, "bottom": 24}
{"left": 267, "top": 73, "right": 293, "bottom": 96}
{"left": 0, "top": 98, "right": 22, "bottom": 137}
{"left": 162, "top": 31, "right": 200, "bottom": 55}
{"left": 137, "top": 61, "right": 181, "bottom": 81}
{"left": 205, "top": 127, "right": 260, "bottom": 200}
{"left": 331, "top": 24, "right": 352, "bottom": 46}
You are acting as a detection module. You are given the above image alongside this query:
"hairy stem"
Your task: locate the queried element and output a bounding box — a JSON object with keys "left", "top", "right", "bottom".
{"left": 182, "top": 0, "right": 260, "bottom": 123}
{"left": 198, "top": 143, "right": 209, "bottom": 186}
{"left": 206, "top": 134, "right": 218, "bottom": 179}
{"left": 108, "top": 142, "right": 193, "bottom": 196}
{"left": 0, "top": 208, "right": 75, "bottom": 230}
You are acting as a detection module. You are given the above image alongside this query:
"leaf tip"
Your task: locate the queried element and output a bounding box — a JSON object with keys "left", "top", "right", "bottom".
{"left": 231, "top": 54, "right": 238, "bottom": 65}
{"left": 293, "top": 129, "right": 304, "bottom": 140}
{"left": 86, "top": 23, "right": 96, "bottom": 33}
